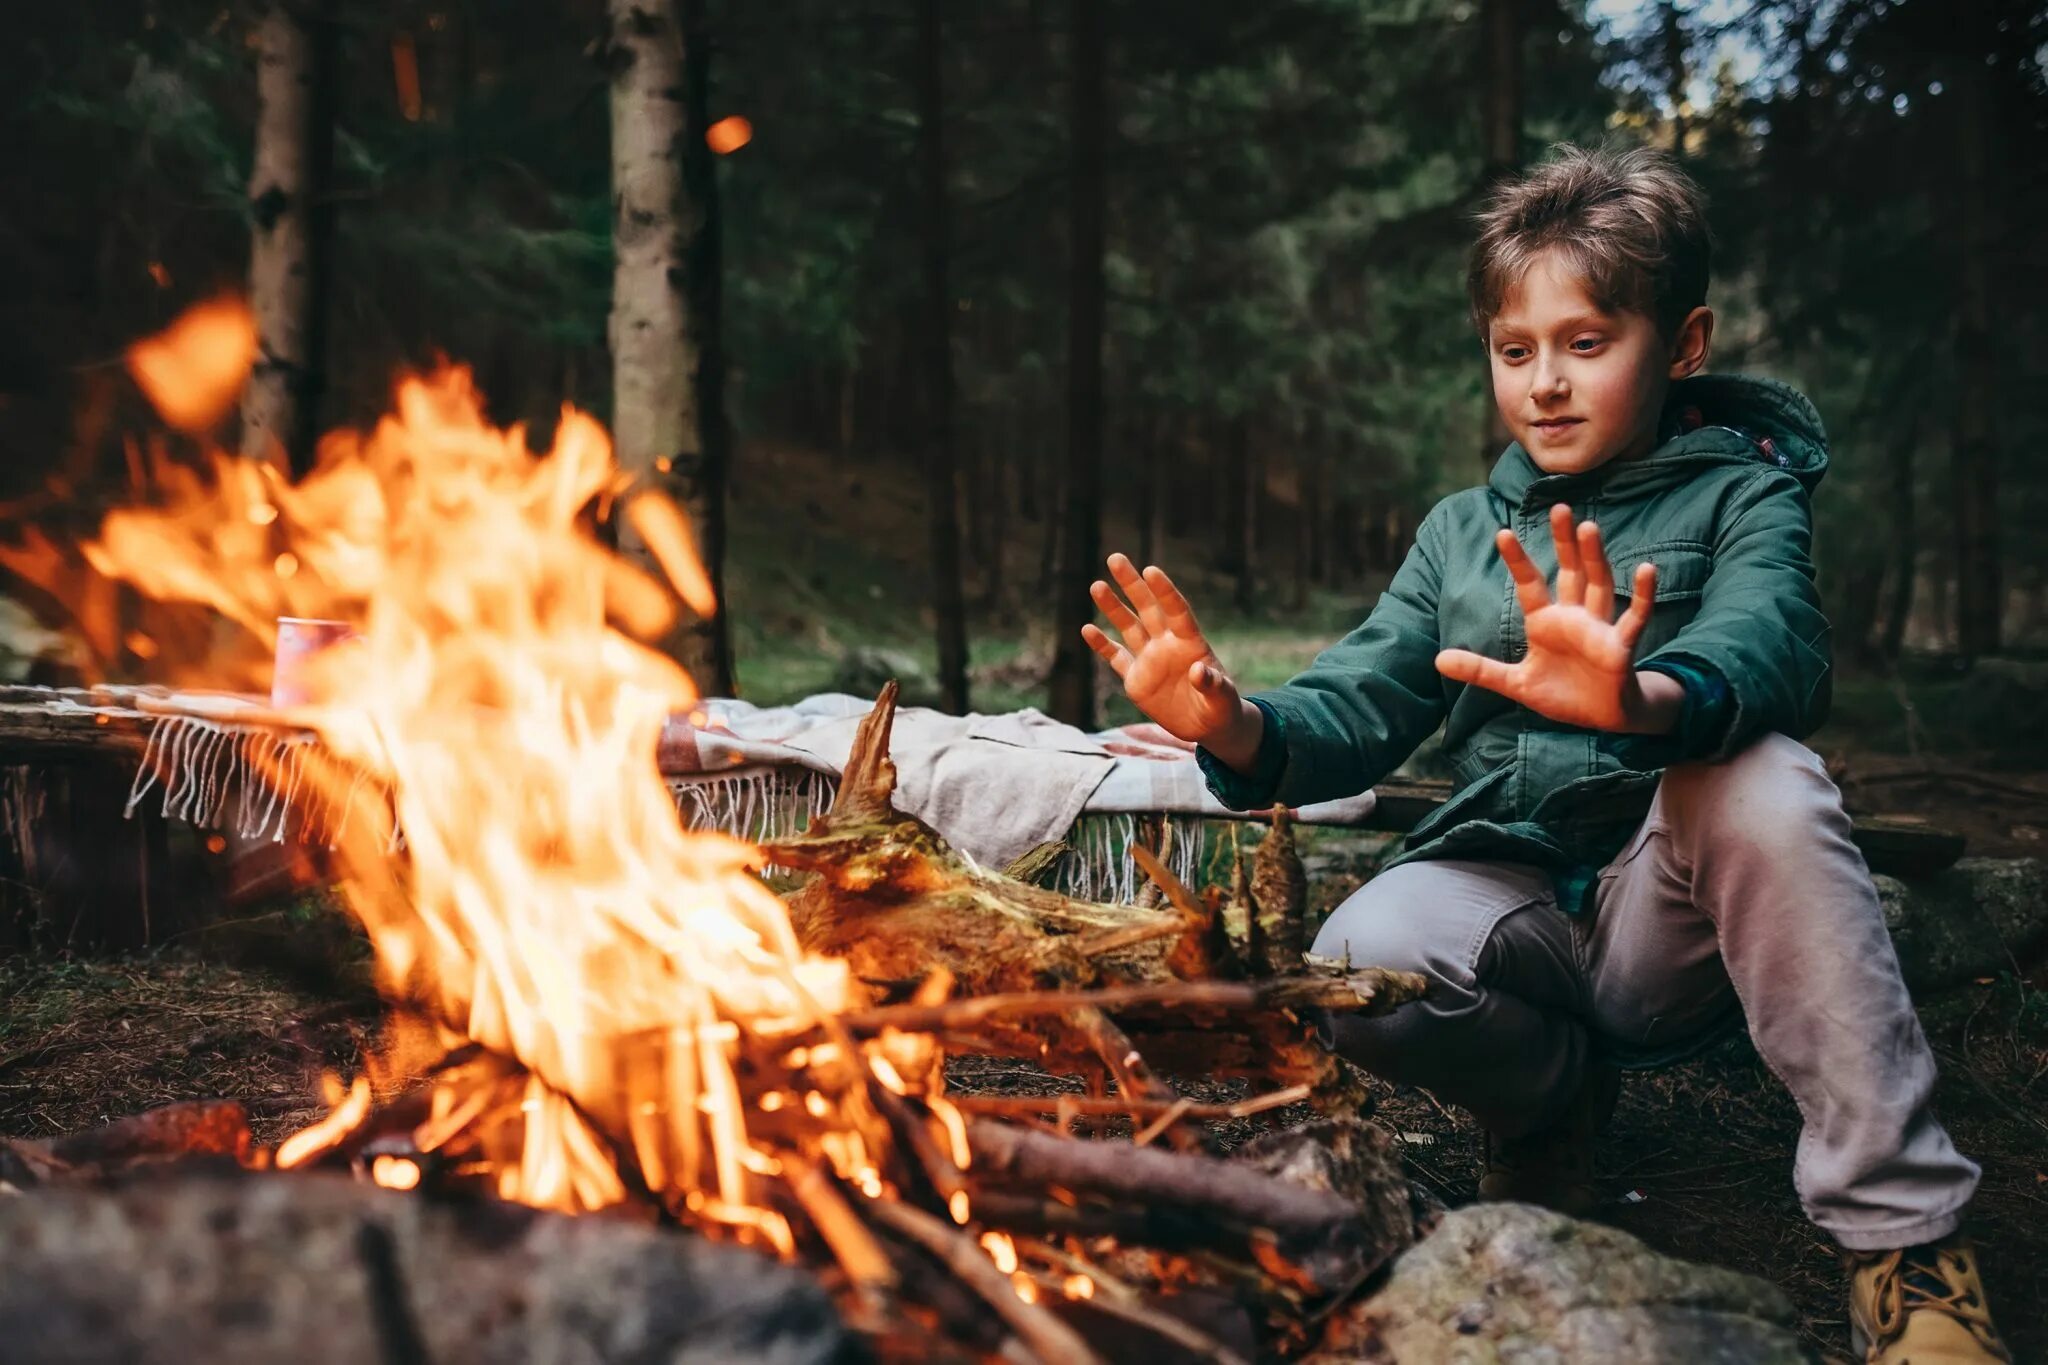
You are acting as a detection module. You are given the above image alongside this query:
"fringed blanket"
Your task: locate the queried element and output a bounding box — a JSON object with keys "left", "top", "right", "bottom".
{"left": 4, "top": 686, "right": 1379, "bottom": 904}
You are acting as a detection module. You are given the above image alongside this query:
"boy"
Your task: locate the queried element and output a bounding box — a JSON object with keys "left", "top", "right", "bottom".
{"left": 1082, "top": 145, "right": 2010, "bottom": 1363}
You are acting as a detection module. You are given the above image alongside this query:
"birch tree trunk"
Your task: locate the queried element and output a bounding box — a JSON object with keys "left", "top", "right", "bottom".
{"left": 917, "top": 0, "right": 969, "bottom": 713}
{"left": 607, "top": 0, "right": 734, "bottom": 694}
{"left": 242, "top": 1, "right": 337, "bottom": 477}
{"left": 1046, "top": 0, "right": 1107, "bottom": 728}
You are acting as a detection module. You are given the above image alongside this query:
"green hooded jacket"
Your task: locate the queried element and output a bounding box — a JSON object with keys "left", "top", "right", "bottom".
{"left": 1199, "top": 373, "right": 1833, "bottom": 906}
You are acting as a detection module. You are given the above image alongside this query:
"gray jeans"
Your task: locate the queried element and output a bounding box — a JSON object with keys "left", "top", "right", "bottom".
{"left": 1313, "top": 732, "right": 1979, "bottom": 1252}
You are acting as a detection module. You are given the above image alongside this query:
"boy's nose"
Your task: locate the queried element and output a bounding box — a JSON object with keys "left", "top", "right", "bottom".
{"left": 1532, "top": 366, "right": 1570, "bottom": 402}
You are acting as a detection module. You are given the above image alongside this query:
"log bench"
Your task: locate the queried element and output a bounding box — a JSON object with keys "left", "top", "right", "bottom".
{"left": 0, "top": 689, "right": 1973, "bottom": 955}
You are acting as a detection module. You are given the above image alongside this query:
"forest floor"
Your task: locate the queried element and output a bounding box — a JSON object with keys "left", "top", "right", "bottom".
{"left": 3, "top": 930, "right": 2042, "bottom": 1363}
{"left": 4, "top": 438, "right": 2048, "bottom": 1359}
{"left": 6, "top": 708, "right": 2048, "bottom": 1364}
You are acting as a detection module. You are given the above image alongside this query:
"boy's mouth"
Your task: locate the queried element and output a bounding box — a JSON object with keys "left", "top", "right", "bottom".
{"left": 1529, "top": 417, "right": 1585, "bottom": 434}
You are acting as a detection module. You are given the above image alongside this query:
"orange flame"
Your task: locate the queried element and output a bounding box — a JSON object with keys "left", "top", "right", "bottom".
{"left": 125, "top": 298, "right": 256, "bottom": 433}
{"left": 79, "top": 301, "right": 874, "bottom": 1231}
{"left": 705, "top": 115, "right": 752, "bottom": 155}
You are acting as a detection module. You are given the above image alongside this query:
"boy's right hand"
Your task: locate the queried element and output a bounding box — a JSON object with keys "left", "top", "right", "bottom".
{"left": 1081, "top": 554, "right": 1264, "bottom": 770}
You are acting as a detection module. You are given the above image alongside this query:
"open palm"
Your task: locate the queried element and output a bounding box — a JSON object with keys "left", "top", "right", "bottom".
{"left": 1081, "top": 555, "right": 1241, "bottom": 744}
{"left": 1436, "top": 504, "right": 1657, "bottom": 732}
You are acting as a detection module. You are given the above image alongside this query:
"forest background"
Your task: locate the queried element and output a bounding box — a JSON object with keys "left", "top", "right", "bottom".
{"left": 3, "top": 0, "right": 2045, "bottom": 767}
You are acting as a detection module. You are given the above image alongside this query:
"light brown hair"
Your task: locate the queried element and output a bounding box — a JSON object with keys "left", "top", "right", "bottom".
{"left": 1467, "top": 143, "right": 1711, "bottom": 339}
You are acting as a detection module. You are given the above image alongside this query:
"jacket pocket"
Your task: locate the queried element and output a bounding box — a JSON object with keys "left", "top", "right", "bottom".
{"left": 1610, "top": 543, "right": 1711, "bottom": 656}
{"left": 1405, "top": 761, "right": 1514, "bottom": 846}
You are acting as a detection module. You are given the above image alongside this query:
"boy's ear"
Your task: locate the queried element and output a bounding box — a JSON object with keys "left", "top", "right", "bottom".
{"left": 1668, "top": 306, "right": 1714, "bottom": 380}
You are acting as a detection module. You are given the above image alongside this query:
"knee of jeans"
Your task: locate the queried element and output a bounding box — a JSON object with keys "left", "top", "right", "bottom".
{"left": 1311, "top": 880, "right": 1474, "bottom": 988}
{"left": 1662, "top": 731, "right": 1838, "bottom": 850}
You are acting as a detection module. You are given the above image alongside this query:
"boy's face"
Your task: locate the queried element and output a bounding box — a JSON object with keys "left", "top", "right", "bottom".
{"left": 1486, "top": 248, "right": 1712, "bottom": 476}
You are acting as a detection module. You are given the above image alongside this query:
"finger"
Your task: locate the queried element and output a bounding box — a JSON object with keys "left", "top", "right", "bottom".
{"left": 1436, "top": 648, "right": 1522, "bottom": 697}
{"left": 1108, "top": 552, "right": 1164, "bottom": 633}
{"left": 1144, "top": 565, "right": 1205, "bottom": 640}
{"left": 1090, "top": 579, "right": 1148, "bottom": 649}
{"left": 1580, "top": 521, "right": 1614, "bottom": 619}
{"left": 1551, "top": 503, "right": 1585, "bottom": 607}
{"left": 1616, "top": 562, "right": 1658, "bottom": 649}
{"left": 1080, "top": 623, "right": 1133, "bottom": 678}
{"left": 1186, "top": 660, "right": 1236, "bottom": 700}
{"left": 1496, "top": 528, "right": 1552, "bottom": 617}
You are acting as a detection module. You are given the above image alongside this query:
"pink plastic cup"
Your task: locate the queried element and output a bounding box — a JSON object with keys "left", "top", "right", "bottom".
{"left": 271, "top": 616, "right": 361, "bottom": 708}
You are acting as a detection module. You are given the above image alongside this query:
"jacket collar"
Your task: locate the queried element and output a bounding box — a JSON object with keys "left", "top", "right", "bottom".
{"left": 1485, "top": 373, "right": 1830, "bottom": 508}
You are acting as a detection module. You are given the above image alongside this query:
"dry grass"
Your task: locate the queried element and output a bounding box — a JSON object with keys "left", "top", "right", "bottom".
{"left": 0, "top": 951, "right": 374, "bottom": 1146}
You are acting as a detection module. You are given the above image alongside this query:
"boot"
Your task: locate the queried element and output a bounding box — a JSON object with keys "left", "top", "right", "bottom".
{"left": 1476, "top": 1059, "right": 1620, "bottom": 1218}
{"left": 1846, "top": 1232, "right": 2011, "bottom": 1363}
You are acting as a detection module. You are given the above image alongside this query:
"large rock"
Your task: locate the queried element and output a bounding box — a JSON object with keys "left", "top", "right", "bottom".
{"left": 1323, "top": 1202, "right": 1802, "bottom": 1363}
{"left": 0, "top": 1170, "right": 852, "bottom": 1364}
{"left": 1877, "top": 856, "right": 2048, "bottom": 992}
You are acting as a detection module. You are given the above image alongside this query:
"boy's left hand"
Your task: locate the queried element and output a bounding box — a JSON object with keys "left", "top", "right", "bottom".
{"left": 1436, "top": 503, "right": 1679, "bottom": 734}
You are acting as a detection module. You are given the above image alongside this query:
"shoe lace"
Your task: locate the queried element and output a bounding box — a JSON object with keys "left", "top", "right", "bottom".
{"left": 1871, "top": 1244, "right": 1999, "bottom": 1344}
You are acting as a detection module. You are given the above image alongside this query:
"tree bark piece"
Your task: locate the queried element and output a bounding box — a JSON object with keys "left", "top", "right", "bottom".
{"left": 1250, "top": 808, "right": 1307, "bottom": 974}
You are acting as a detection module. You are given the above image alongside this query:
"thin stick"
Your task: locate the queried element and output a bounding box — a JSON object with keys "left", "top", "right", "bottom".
{"left": 785, "top": 1156, "right": 898, "bottom": 1295}
{"left": 841, "top": 972, "right": 1419, "bottom": 1036}
{"left": 950, "top": 1084, "right": 1311, "bottom": 1124}
{"left": 1131, "top": 1098, "right": 1193, "bottom": 1148}
{"left": 966, "top": 1120, "right": 1361, "bottom": 1243}
{"left": 844, "top": 981, "right": 1260, "bottom": 1033}
{"left": 1067, "top": 915, "right": 1183, "bottom": 958}
{"left": 865, "top": 1197, "right": 1105, "bottom": 1365}
{"left": 1041, "top": 1276, "right": 1250, "bottom": 1365}
{"left": 1130, "top": 841, "right": 1204, "bottom": 920}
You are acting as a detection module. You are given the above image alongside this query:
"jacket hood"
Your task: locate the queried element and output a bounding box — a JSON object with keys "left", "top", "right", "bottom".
{"left": 1488, "top": 373, "right": 1829, "bottom": 504}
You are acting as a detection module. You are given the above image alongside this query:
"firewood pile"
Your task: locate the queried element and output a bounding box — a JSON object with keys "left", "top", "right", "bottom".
{"left": 0, "top": 685, "right": 1436, "bottom": 1363}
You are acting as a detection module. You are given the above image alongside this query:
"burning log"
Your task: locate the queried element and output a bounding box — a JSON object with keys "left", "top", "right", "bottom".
{"left": 1, "top": 1100, "right": 253, "bottom": 1189}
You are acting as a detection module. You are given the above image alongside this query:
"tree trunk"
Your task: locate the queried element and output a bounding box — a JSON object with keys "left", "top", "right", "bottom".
{"left": 1292, "top": 454, "right": 1313, "bottom": 612}
{"left": 1661, "top": 2, "right": 1688, "bottom": 156}
{"left": 982, "top": 438, "right": 1007, "bottom": 611}
{"left": 1234, "top": 422, "right": 1256, "bottom": 612}
{"left": 1476, "top": 0, "right": 1522, "bottom": 469}
{"left": 607, "top": 0, "right": 734, "bottom": 695}
{"left": 917, "top": 0, "right": 969, "bottom": 713}
{"left": 1951, "top": 0, "right": 2000, "bottom": 658}
{"left": 1046, "top": 0, "right": 1106, "bottom": 728}
{"left": 1135, "top": 413, "right": 1161, "bottom": 568}
{"left": 1038, "top": 452, "right": 1065, "bottom": 598}
{"left": 1879, "top": 411, "right": 1922, "bottom": 665}
{"left": 242, "top": 1, "right": 337, "bottom": 478}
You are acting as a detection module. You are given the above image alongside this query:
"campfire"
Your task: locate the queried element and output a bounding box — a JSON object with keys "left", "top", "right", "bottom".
{"left": 1, "top": 303, "right": 1434, "bottom": 1362}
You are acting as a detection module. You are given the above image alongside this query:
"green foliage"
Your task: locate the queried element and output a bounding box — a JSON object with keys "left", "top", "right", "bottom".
{"left": 8, "top": 0, "right": 2048, "bottom": 674}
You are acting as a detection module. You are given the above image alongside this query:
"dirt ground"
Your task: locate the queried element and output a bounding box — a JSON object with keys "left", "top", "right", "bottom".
{"left": 3, "top": 943, "right": 2040, "bottom": 1364}
{"left": 2, "top": 764, "right": 2045, "bottom": 1363}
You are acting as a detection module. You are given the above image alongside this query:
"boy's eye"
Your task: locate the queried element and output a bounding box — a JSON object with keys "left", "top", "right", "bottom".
{"left": 1500, "top": 345, "right": 1531, "bottom": 361}
{"left": 1570, "top": 337, "right": 1604, "bottom": 352}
